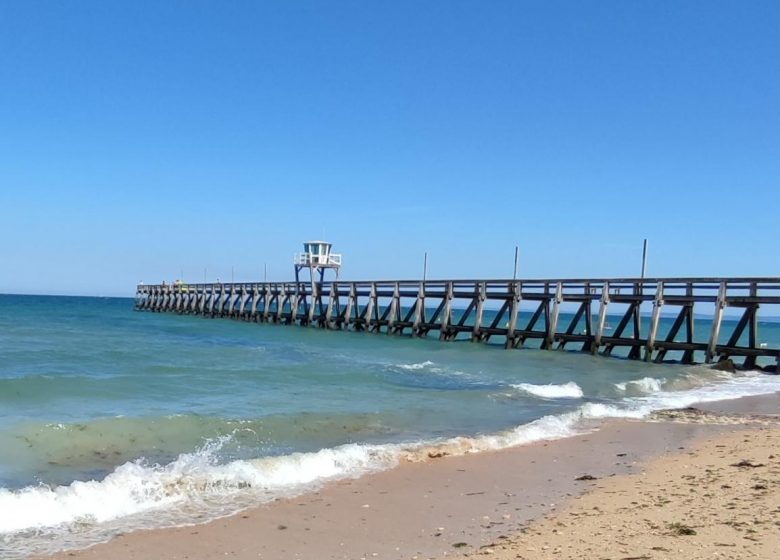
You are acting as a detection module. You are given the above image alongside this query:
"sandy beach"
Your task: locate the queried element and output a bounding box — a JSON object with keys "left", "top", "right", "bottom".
{"left": 452, "top": 416, "right": 780, "bottom": 559}
{"left": 38, "top": 392, "right": 779, "bottom": 560}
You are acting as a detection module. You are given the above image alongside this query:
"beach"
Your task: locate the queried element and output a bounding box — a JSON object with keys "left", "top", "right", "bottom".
{"left": 39, "top": 393, "right": 779, "bottom": 560}
{"left": 4, "top": 296, "right": 780, "bottom": 559}
{"left": 5, "top": 1, "right": 780, "bottom": 558}
{"left": 453, "top": 397, "right": 780, "bottom": 560}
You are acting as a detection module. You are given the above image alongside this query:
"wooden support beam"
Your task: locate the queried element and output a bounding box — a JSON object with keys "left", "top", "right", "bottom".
{"left": 489, "top": 300, "right": 510, "bottom": 330}
{"left": 594, "top": 281, "right": 610, "bottom": 354}
{"left": 746, "top": 282, "right": 759, "bottom": 370}
{"left": 276, "top": 285, "right": 287, "bottom": 323}
{"left": 250, "top": 286, "right": 260, "bottom": 321}
{"left": 262, "top": 284, "right": 272, "bottom": 322}
{"left": 645, "top": 281, "right": 664, "bottom": 361}
{"left": 603, "top": 302, "right": 639, "bottom": 357}
{"left": 558, "top": 301, "right": 588, "bottom": 350}
{"left": 706, "top": 281, "right": 727, "bottom": 363}
{"left": 226, "top": 285, "right": 236, "bottom": 316}
{"left": 217, "top": 286, "right": 225, "bottom": 316}
{"left": 505, "top": 281, "right": 521, "bottom": 349}
{"left": 237, "top": 286, "right": 247, "bottom": 317}
{"left": 544, "top": 282, "right": 562, "bottom": 350}
{"left": 626, "top": 281, "right": 643, "bottom": 360}
{"left": 518, "top": 300, "right": 546, "bottom": 347}
{"left": 581, "top": 284, "right": 594, "bottom": 351}
{"left": 365, "top": 282, "right": 377, "bottom": 333}
{"left": 307, "top": 279, "right": 318, "bottom": 325}
{"left": 325, "top": 282, "right": 338, "bottom": 328}
{"left": 456, "top": 299, "right": 476, "bottom": 327}
{"left": 387, "top": 282, "right": 400, "bottom": 334}
{"left": 136, "top": 277, "right": 780, "bottom": 369}
{"left": 472, "top": 282, "right": 487, "bottom": 342}
{"left": 682, "top": 283, "right": 696, "bottom": 363}
{"left": 439, "top": 281, "right": 454, "bottom": 341}
{"left": 344, "top": 284, "right": 356, "bottom": 330}
{"left": 412, "top": 282, "right": 425, "bottom": 337}
{"left": 289, "top": 284, "right": 301, "bottom": 325}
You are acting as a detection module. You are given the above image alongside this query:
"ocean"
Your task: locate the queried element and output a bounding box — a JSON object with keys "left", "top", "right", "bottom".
{"left": 2, "top": 294, "right": 780, "bottom": 558}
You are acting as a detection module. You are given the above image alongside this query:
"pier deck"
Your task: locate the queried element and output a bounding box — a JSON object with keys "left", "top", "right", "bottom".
{"left": 135, "top": 278, "right": 780, "bottom": 371}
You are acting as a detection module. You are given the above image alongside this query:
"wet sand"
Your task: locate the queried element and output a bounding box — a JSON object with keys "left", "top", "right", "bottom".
{"left": 43, "top": 393, "right": 779, "bottom": 560}
{"left": 453, "top": 425, "right": 780, "bottom": 559}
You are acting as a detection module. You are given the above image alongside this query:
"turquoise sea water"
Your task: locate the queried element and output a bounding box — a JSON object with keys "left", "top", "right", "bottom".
{"left": 1, "top": 294, "right": 779, "bottom": 558}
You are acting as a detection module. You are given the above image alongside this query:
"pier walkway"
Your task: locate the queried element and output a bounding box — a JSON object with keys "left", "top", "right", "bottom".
{"left": 135, "top": 278, "right": 780, "bottom": 371}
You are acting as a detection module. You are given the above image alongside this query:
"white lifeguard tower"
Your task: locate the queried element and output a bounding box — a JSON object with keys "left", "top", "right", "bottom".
{"left": 294, "top": 241, "right": 342, "bottom": 285}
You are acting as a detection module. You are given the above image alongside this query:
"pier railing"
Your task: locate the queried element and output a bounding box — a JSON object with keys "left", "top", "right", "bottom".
{"left": 135, "top": 278, "right": 780, "bottom": 371}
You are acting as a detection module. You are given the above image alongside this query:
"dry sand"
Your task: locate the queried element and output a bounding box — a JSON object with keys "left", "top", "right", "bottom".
{"left": 42, "top": 394, "right": 779, "bottom": 560}
{"left": 454, "top": 426, "right": 780, "bottom": 560}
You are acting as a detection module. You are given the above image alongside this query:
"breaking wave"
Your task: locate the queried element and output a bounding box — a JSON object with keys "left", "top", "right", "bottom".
{"left": 614, "top": 377, "right": 666, "bottom": 395}
{"left": 511, "top": 381, "right": 584, "bottom": 399}
{"left": 3, "top": 367, "right": 780, "bottom": 558}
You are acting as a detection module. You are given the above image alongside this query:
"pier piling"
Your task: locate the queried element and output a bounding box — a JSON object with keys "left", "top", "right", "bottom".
{"left": 136, "top": 277, "right": 780, "bottom": 371}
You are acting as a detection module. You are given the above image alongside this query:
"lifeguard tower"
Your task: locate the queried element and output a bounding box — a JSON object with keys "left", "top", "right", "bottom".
{"left": 294, "top": 241, "right": 342, "bottom": 286}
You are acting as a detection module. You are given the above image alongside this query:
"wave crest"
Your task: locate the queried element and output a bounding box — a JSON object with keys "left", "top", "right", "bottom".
{"left": 614, "top": 377, "right": 665, "bottom": 395}
{"left": 511, "top": 381, "right": 584, "bottom": 399}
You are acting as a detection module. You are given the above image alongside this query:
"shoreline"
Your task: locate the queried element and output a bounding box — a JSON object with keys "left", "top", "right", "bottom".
{"left": 35, "top": 391, "right": 779, "bottom": 560}
{"left": 453, "top": 401, "right": 780, "bottom": 559}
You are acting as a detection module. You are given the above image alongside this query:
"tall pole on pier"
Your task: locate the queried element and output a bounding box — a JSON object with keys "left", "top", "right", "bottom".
{"left": 204, "top": 268, "right": 207, "bottom": 283}
{"left": 423, "top": 252, "right": 428, "bottom": 282}
{"left": 513, "top": 246, "right": 519, "bottom": 281}
{"left": 641, "top": 238, "right": 648, "bottom": 280}
{"left": 264, "top": 263, "right": 267, "bottom": 283}
{"left": 231, "top": 266, "right": 234, "bottom": 284}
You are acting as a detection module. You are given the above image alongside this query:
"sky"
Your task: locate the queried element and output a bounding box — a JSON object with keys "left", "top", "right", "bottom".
{"left": 1, "top": 1, "right": 778, "bottom": 296}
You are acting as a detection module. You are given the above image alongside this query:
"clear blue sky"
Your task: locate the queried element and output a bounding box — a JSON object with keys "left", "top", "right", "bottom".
{"left": 1, "top": 1, "right": 778, "bottom": 296}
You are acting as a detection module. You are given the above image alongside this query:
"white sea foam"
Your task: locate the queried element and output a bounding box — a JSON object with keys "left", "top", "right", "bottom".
{"left": 614, "top": 377, "right": 666, "bottom": 395}
{"left": 396, "top": 360, "right": 435, "bottom": 370}
{"left": 511, "top": 381, "right": 584, "bottom": 399}
{"left": 4, "top": 368, "right": 780, "bottom": 558}
{"left": 626, "top": 369, "right": 780, "bottom": 412}
{"left": 0, "top": 440, "right": 401, "bottom": 538}
{"left": 595, "top": 369, "right": 780, "bottom": 420}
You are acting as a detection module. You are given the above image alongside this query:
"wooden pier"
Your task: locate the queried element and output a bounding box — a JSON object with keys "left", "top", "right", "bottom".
{"left": 135, "top": 277, "right": 780, "bottom": 372}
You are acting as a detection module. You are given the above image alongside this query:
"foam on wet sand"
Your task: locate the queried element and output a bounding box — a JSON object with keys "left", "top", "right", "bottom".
{"left": 38, "top": 392, "right": 780, "bottom": 560}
